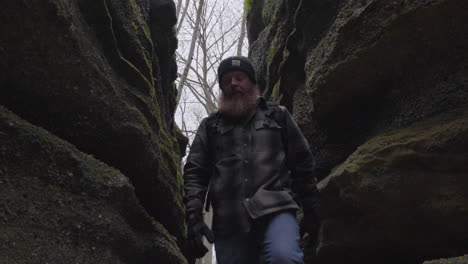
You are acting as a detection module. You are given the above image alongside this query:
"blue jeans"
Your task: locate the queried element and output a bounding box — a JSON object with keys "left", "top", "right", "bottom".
{"left": 214, "top": 211, "right": 304, "bottom": 264}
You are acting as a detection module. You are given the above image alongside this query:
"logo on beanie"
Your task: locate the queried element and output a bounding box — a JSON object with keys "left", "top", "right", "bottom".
{"left": 232, "top": 60, "right": 241, "bottom": 66}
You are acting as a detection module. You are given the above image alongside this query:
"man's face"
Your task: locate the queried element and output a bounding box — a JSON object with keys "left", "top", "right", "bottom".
{"left": 218, "top": 70, "right": 259, "bottom": 118}
{"left": 221, "top": 71, "right": 255, "bottom": 96}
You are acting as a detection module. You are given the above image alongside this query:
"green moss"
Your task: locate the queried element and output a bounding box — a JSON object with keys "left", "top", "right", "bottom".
{"left": 126, "top": 94, "right": 185, "bottom": 237}
{"left": 103, "top": 0, "right": 155, "bottom": 91}
{"left": 151, "top": 220, "right": 188, "bottom": 263}
{"left": 244, "top": 0, "right": 252, "bottom": 13}
{"left": 262, "top": 0, "right": 277, "bottom": 25}
{"left": 131, "top": 98, "right": 185, "bottom": 235}
{"left": 127, "top": 0, "right": 155, "bottom": 84}
{"left": 132, "top": 22, "right": 139, "bottom": 31}
{"left": 266, "top": 37, "right": 280, "bottom": 66}
{"left": 129, "top": 0, "right": 154, "bottom": 45}
{"left": 271, "top": 79, "right": 281, "bottom": 102}
{"left": 282, "top": 45, "right": 290, "bottom": 60}
{"left": 102, "top": 0, "right": 185, "bottom": 237}
{"left": 155, "top": 137, "right": 185, "bottom": 216}
{"left": 277, "top": 46, "right": 290, "bottom": 74}
{"left": 149, "top": 104, "right": 185, "bottom": 213}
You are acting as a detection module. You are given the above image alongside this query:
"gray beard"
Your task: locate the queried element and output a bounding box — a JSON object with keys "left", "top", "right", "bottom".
{"left": 218, "top": 87, "right": 259, "bottom": 119}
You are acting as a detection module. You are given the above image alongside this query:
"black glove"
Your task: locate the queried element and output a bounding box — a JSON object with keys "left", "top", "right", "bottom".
{"left": 301, "top": 209, "right": 319, "bottom": 239}
{"left": 186, "top": 212, "right": 214, "bottom": 259}
{"left": 300, "top": 195, "right": 319, "bottom": 239}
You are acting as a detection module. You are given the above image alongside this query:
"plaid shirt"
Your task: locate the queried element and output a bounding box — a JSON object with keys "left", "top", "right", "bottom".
{"left": 183, "top": 98, "right": 317, "bottom": 235}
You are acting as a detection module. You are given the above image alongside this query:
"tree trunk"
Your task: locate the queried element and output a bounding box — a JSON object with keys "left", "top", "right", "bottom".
{"left": 176, "top": 0, "right": 183, "bottom": 17}
{"left": 176, "top": 0, "right": 191, "bottom": 33}
{"left": 237, "top": 2, "right": 247, "bottom": 56}
{"left": 176, "top": 0, "right": 205, "bottom": 104}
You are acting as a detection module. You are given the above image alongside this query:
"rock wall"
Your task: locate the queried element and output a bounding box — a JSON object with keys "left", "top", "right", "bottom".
{"left": 247, "top": 0, "right": 468, "bottom": 263}
{"left": 423, "top": 255, "right": 468, "bottom": 264}
{"left": 0, "top": 107, "right": 185, "bottom": 263}
{"left": 0, "top": 0, "right": 187, "bottom": 262}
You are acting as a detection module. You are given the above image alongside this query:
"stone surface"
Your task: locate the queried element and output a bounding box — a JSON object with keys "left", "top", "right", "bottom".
{"left": 0, "top": 0, "right": 186, "bottom": 241}
{"left": 424, "top": 255, "right": 468, "bottom": 264}
{"left": 247, "top": 0, "right": 468, "bottom": 263}
{"left": 249, "top": 0, "right": 468, "bottom": 181}
{"left": 0, "top": 106, "right": 186, "bottom": 264}
{"left": 317, "top": 108, "right": 468, "bottom": 263}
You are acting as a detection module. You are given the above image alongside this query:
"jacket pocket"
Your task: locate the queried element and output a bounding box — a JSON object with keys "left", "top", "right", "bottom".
{"left": 253, "top": 119, "right": 283, "bottom": 151}
{"left": 244, "top": 188, "right": 298, "bottom": 219}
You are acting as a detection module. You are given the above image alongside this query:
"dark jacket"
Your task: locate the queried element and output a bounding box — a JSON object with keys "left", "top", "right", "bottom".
{"left": 183, "top": 98, "right": 317, "bottom": 235}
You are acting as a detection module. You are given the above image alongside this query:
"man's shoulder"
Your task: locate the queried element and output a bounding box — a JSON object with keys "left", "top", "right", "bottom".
{"left": 257, "top": 97, "right": 285, "bottom": 110}
{"left": 268, "top": 102, "right": 287, "bottom": 112}
{"left": 260, "top": 100, "right": 287, "bottom": 116}
{"left": 206, "top": 111, "right": 220, "bottom": 121}
{"left": 200, "top": 112, "right": 220, "bottom": 129}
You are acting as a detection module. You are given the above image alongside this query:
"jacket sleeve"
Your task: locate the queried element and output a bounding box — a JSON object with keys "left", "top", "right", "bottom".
{"left": 281, "top": 106, "right": 318, "bottom": 211}
{"left": 183, "top": 118, "right": 212, "bottom": 215}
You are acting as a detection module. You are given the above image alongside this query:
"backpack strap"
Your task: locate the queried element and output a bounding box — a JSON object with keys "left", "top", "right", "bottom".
{"left": 265, "top": 102, "right": 288, "bottom": 147}
{"left": 204, "top": 112, "right": 220, "bottom": 137}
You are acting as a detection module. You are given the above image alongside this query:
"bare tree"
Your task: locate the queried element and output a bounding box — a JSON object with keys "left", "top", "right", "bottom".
{"left": 237, "top": 1, "right": 247, "bottom": 56}
{"left": 177, "top": 0, "right": 205, "bottom": 105}
{"left": 176, "top": 0, "right": 191, "bottom": 33}
{"left": 175, "top": 0, "right": 248, "bottom": 149}
{"left": 177, "top": 0, "right": 246, "bottom": 117}
{"left": 176, "top": 0, "right": 183, "bottom": 16}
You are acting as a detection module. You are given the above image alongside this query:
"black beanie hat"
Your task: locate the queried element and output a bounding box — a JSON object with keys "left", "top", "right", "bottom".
{"left": 218, "top": 56, "right": 256, "bottom": 89}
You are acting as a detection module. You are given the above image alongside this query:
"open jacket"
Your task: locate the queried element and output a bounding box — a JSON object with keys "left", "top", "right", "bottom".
{"left": 183, "top": 98, "right": 318, "bottom": 235}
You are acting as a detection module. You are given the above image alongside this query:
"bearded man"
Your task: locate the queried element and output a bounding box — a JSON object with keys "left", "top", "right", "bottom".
{"left": 183, "top": 56, "right": 319, "bottom": 264}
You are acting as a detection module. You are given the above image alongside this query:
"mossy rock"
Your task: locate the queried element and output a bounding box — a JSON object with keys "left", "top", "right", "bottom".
{"left": 0, "top": 0, "right": 185, "bottom": 240}
{"left": 316, "top": 108, "right": 468, "bottom": 263}
{"left": 423, "top": 255, "right": 468, "bottom": 264}
{"left": 0, "top": 106, "right": 187, "bottom": 264}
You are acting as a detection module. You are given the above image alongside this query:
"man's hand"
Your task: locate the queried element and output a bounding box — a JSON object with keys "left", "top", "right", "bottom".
{"left": 186, "top": 213, "right": 214, "bottom": 258}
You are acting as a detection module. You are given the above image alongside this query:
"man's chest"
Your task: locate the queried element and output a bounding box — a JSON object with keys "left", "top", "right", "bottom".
{"left": 209, "top": 116, "right": 284, "bottom": 161}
